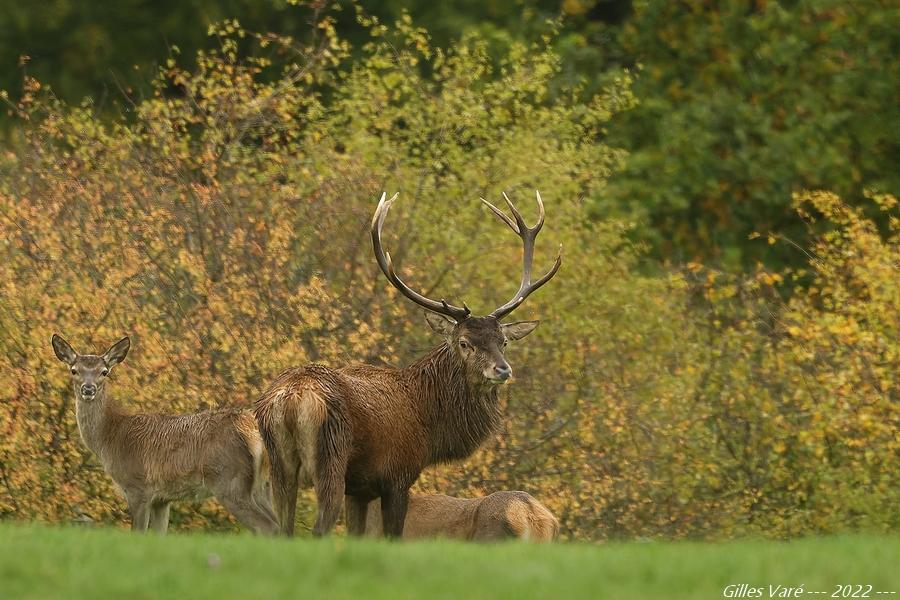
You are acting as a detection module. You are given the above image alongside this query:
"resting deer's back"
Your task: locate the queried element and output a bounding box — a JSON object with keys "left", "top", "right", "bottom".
{"left": 366, "top": 492, "right": 559, "bottom": 541}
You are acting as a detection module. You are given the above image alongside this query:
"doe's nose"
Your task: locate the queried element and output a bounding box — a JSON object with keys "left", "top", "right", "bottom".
{"left": 493, "top": 364, "right": 512, "bottom": 380}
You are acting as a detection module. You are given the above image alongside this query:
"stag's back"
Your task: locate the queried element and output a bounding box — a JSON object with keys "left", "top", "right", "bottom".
{"left": 255, "top": 362, "right": 464, "bottom": 496}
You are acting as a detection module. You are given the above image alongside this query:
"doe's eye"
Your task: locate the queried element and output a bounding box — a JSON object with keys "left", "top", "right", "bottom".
{"left": 70, "top": 368, "right": 77, "bottom": 375}
{"left": 459, "top": 340, "right": 470, "bottom": 351}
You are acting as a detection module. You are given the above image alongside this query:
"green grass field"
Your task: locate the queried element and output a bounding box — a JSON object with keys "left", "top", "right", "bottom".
{"left": 0, "top": 524, "right": 896, "bottom": 600}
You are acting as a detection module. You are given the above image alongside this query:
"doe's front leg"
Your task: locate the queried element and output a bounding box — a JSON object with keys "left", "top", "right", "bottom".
{"left": 126, "top": 492, "right": 151, "bottom": 532}
{"left": 149, "top": 501, "right": 171, "bottom": 533}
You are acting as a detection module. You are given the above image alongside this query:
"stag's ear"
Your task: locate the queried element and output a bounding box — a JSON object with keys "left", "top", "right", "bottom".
{"left": 52, "top": 334, "right": 77, "bottom": 365}
{"left": 424, "top": 312, "right": 456, "bottom": 337}
{"left": 102, "top": 336, "right": 130, "bottom": 367}
{"left": 502, "top": 320, "right": 540, "bottom": 341}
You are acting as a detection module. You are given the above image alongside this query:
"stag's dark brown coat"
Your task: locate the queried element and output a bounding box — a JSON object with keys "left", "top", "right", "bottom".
{"left": 256, "top": 321, "right": 505, "bottom": 536}
{"left": 256, "top": 190, "right": 560, "bottom": 537}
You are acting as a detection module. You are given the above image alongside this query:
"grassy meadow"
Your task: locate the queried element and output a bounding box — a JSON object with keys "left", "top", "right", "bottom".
{"left": 0, "top": 525, "right": 896, "bottom": 600}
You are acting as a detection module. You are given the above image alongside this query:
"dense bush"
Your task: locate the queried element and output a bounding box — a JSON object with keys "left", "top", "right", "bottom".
{"left": 0, "top": 13, "right": 896, "bottom": 539}
{"left": 5, "top": 1, "right": 896, "bottom": 270}
{"left": 599, "top": 0, "right": 898, "bottom": 268}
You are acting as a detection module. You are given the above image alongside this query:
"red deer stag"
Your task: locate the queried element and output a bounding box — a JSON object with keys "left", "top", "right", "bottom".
{"left": 52, "top": 335, "right": 279, "bottom": 534}
{"left": 255, "top": 190, "right": 561, "bottom": 538}
{"left": 365, "top": 491, "right": 559, "bottom": 541}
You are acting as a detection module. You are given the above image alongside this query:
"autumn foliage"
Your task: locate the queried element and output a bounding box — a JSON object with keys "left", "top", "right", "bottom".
{"left": 0, "top": 13, "right": 896, "bottom": 539}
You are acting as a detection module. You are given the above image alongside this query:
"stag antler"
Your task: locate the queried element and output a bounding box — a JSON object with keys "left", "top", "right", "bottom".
{"left": 371, "top": 192, "right": 472, "bottom": 322}
{"left": 481, "top": 190, "right": 562, "bottom": 320}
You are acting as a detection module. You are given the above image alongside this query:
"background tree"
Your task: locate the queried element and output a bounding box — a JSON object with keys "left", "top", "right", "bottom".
{"left": 2, "top": 0, "right": 896, "bottom": 267}
{"left": 581, "top": 0, "right": 899, "bottom": 268}
{"left": 1, "top": 10, "right": 896, "bottom": 539}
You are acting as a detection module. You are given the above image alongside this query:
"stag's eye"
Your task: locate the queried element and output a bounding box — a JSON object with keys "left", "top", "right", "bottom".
{"left": 70, "top": 368, "right": 77, "bottom": 375}
{"left": 502, "top": 340, "right": 508, "bottom": 349}
{"left": 459, "top": 340, "right": 471, "bottom": 351}
{"left": 101, "top": 369, "right": 109, "bottom": 376}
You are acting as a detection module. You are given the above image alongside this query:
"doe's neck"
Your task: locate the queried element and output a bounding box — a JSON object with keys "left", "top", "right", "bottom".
{"left": 74, "top": 386, "right": 120, "bottom": 454}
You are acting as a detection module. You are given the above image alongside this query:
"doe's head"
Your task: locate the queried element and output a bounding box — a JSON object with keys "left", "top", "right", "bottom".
{"left": 425, "top": 314, "right": 538, "bottom": 384}
{"left": 51, "top": 334, "right": 130, "bottom": 401}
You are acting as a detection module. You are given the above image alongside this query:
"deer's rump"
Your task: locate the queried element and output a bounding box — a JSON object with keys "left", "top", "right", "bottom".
{"left": 255, "top": 364, "right": 432, "bottom": 498}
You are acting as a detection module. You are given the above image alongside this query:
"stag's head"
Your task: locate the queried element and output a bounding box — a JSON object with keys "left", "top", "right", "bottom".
{"left": 371, "top": 190, "right": 561, "bottom": 385}
{"left": 52, "top": 334, "right": 130, "bottom": 401}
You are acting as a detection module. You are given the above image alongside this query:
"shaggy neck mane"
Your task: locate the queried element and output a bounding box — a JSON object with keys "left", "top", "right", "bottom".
{"left": 407, "top": 343, "right": 501, "bottom": 463}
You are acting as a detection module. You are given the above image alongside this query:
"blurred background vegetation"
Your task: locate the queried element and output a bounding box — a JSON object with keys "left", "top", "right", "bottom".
{"left": 2, "top": 0, "right": 896, "bottom": 268}
{"left": 0, "top": 1, "right": 897, "bottom": 539}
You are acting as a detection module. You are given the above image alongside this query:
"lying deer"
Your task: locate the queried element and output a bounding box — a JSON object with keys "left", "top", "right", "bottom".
{"left": 256, "top": 190, "right": 561, "bottom": 537}
{"left": 52, "top": 334, "right": 278, "bottom": 534}
{"left": 364, "top": 492, "right": 559, "bottom": 541}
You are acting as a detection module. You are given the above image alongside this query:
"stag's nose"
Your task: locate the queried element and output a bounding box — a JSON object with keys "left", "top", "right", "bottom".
{"left": 493, "top": 364, "right": 512, "bottom": 381}
{"left": 81, "top": 384, "right": 97, "bottom": 397}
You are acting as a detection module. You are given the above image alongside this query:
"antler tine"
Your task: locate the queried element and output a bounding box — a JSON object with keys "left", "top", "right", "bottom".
{"left": 372, "top": 192, "right": 397, "bottom": 236}
{"left": 443, "top": 299, "right": 472, "bottom": 315}
{"left": 486, "top": 190, "right": 545, "bottom": 235}
{"left": 371, "top": 192, "right": 471, "bottom": 322}
{"left": 487, "top": 189, "right": 562, "bottom": 320}
{"left": 534, "top": 189, "right": 546, "bottom": 234}
{"left": 481, "top": 197, "right": 519, "bottom": 233}
{"left": 502, "top": 191, "right": 528, "bottom": 232}
{"left": 532, "top": 244, "right": 562, "bottom": 290}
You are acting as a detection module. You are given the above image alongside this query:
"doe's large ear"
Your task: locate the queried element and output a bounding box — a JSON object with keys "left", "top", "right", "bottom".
{"left": 502, "top": 320, "right": 540, "bottom": 341}
{"left": 51, "top": 334, "right": 78, "bottom": 365}
{"left": 103, "top": 336, "right": 131, "bottom": 366}
{"left": 424, "top": 312, "right": 456, "bottom": 337}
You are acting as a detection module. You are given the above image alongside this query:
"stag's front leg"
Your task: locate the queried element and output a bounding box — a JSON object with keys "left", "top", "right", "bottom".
{"left": 345, "top": 495, "right": 370, "bottom": 537}
{"left": 380, "top": 486, "right": 410, "bottom": 540}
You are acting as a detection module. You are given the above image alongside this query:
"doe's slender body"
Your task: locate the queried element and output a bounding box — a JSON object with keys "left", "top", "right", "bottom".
{"left": 52, "top": 335, "right": 278, "bottom": 534}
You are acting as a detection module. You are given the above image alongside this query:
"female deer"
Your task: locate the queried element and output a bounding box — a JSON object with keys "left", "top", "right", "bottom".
{"left": 52, "top": 335, "right": 278, "bottom": 534}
